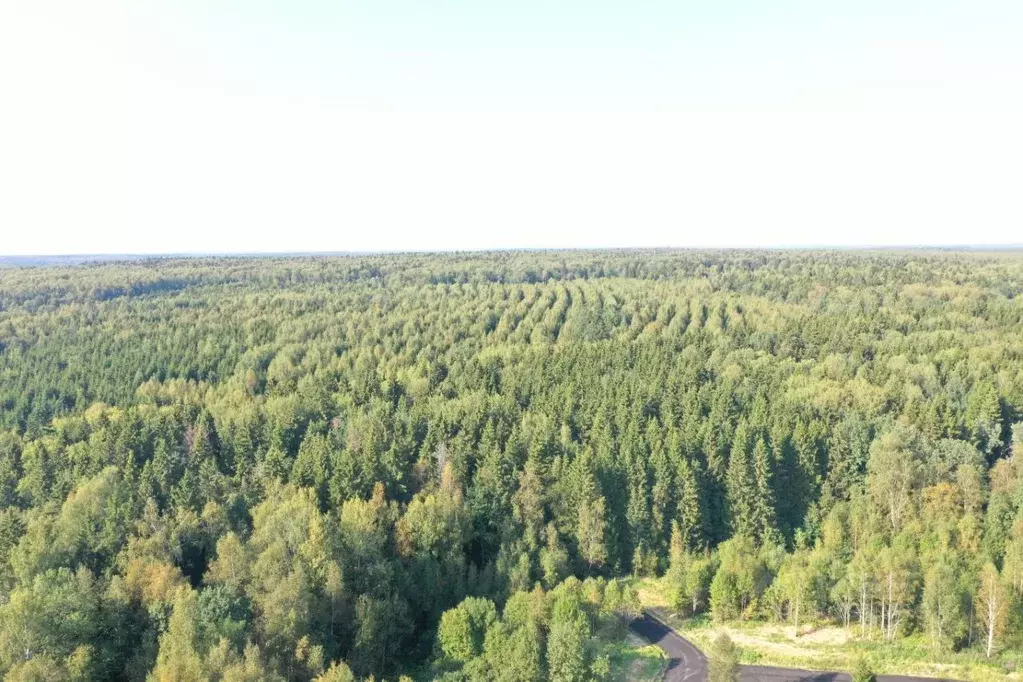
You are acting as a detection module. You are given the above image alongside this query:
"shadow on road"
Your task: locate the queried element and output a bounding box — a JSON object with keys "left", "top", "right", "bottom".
{"left": 741, "top": 666, "right": 849, "bottom": 682}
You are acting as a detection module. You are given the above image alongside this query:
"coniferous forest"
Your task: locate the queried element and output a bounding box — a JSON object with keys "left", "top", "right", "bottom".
{"left": 0, "top": 250, "right": 1022, "bottom": 681}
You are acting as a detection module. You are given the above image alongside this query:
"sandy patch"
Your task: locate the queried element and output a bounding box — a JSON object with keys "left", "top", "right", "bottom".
{"left": 718, "top": 627, "right": 822, "bottom": 660}
{"left": 798, "top": 626, "right": 851, "bottom": 646}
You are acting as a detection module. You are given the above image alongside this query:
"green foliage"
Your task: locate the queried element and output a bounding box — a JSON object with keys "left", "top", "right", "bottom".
{"left": 0, "top": 568, "right": 120, "bottom": 679}
{"left": 851, "top": 656, "right": 875, "bottom": 682}
{"left": 773, "top": 549, "right": 818, "bottom": 632}
{"left": 708, "top": 632, "right": 740, "bottom": 682}
{"left": 709, "top": 536, "right": 771, "bottom": 621}
{"left": 546, "top": 618, "right": 589, "bottom": 682}
{"left": 434, "top": 577, "right": 634, "bottom": 681}
{"left": 437, "top": 597, "right": 498, "bottom": 662}
{"left": 921, "top": 556, "right": 967, "bottom": 652}
{"left": 1, "top": 250, "right": 1023, "bottom": 678}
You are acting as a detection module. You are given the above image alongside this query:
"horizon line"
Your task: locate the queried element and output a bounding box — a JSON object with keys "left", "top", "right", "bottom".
{"left": 3, "top": 243, "right": 1023, "bottom": 263}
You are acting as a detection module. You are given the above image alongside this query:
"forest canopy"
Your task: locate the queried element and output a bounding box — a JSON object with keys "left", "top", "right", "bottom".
{"left": 0, "top": 249, "right": 1021, "bottom": 680}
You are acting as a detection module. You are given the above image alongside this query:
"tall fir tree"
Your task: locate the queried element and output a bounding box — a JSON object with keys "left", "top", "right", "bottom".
{"left": 726, "top": 421, "right": 755, "bottom": 539}
{"left": 751, "top": 437, "right": 780, "bottom": 545}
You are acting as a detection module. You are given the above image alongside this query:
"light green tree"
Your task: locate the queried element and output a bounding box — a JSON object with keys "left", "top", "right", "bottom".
{"left": 707, "top": 632, "right": 740, "bottom": 682}
{"left": 437, "top": 597, "right": 498, "bottom": 663}
{"left": 546, "top": 619, "right": 589, "bottom": 682}
{"left": 922, "top": 556, "right": 966, "bottom": 651}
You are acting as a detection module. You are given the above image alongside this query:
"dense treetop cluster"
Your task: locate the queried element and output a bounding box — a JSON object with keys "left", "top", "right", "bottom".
{"left": 0, "top": 250, "right": 1021, "bottom": 680}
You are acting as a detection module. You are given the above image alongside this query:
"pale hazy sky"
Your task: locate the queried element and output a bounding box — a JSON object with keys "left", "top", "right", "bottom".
{"left": 1, "top": 1, "right": 1021, "bottom": 255}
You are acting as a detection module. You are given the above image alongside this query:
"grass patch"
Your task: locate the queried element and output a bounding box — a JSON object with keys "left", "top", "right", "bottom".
{"left": 601, "top": 629, "right": 666, "bottom": 682}
{"left": 633, "top": 576, "right": 1020, "bottom": 682}
{"left": 607, "top": 639, "right": 668, "bottom": 682}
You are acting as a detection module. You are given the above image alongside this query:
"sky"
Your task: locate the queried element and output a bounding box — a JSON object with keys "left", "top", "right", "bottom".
{"left": 1, "top": 1, "right": 1021, "bottom": 255}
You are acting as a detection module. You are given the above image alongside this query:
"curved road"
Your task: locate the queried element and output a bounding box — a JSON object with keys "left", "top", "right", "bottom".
{"left": 630, "top": 611, "right": 707, "bottom": 681}
{"left": 629, "top": 612, "right": 959, "bottom": 682}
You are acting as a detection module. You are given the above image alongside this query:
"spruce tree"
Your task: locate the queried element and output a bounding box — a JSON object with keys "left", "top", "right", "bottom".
{"left": 752, "top": 437, "right": 780, "bottom": 545}
{"left": 726, "top": 421, "right": 755, "bottom": 539}
{"left": 675, "top": 456, "right": 703, "bottom": 551}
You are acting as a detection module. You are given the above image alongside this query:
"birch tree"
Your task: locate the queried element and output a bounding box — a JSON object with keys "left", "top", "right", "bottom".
{"left": 977, "top": 562, "right": 1007, "bottom": 658}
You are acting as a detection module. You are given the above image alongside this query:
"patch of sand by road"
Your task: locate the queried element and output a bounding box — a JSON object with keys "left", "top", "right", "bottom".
{"left": 798, "top": 626, "right": 851, "bottom": 646}
{"left": 710, "top": 626, "right": 823, "bottom": 662}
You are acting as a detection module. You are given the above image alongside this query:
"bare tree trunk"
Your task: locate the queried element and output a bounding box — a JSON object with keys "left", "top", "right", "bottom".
{"left": 986, "top": 597, "right": 997, "bottom": 657}
{"left": 859, "top": 583, "right": 867, "bottom": 636}
{"left": 885, "top": 572, "right": 897, "bottom": 642}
